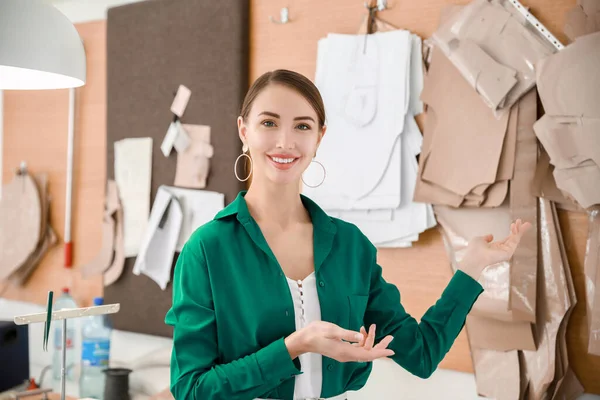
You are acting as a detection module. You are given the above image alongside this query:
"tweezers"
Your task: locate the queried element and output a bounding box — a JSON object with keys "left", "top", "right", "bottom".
{"left": 43, "top": 291, "right": 53, "bottom": 351}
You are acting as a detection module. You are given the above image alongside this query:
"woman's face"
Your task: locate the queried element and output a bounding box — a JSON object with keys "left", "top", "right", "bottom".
{"left": 238, "top": 84, "right": 325, "bottom": 187}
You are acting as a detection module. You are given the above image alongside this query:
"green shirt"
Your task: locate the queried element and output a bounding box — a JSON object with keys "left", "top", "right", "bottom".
{"left": 165, "top": 191, "right": 483, "bottom": 400}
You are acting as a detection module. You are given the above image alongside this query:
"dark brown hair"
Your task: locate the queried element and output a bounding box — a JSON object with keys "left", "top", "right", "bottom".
{"left": 240, "top": 69, "right": 326, "bottom": 129}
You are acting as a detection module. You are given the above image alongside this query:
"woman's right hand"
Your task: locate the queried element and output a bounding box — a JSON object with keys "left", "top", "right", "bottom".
{"left": 284, "top": 321, "right": 394, "bottom": 363}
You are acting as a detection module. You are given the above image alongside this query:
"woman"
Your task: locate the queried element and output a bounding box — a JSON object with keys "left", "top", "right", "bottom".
{"left": 165, "top": 69, "right": 531, "bottom": 400}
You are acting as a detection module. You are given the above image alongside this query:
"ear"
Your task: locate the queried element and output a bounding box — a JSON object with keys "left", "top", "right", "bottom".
{"left": 315, "top": 125, "right": 326, "bottom": 154}
{"left": 237, "top": 116, "right": 248, "bottom": 146}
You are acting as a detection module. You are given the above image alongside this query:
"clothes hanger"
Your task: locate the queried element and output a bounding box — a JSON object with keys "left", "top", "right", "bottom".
{"left": 357, "top": 0, "right": 397, "bottom": 35}
{"left": 356, "top": 0, "right": 398, "bottom": 54}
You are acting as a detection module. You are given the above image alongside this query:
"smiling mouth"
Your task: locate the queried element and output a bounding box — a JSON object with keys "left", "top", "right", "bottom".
{"left": 268, "top": 156, "right": 298, "bottom": 164}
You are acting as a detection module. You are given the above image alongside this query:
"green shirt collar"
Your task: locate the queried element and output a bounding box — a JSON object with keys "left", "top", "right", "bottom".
{"left": 215, "top": 190, "right": 336, "bottom": 234}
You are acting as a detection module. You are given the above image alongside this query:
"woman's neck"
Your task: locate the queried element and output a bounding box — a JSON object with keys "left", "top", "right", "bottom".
{"left": 244, "top": 181, "right": 309, "bottom": 229}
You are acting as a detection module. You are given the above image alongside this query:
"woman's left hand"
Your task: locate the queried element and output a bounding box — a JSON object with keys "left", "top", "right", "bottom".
{"left": 459, "top": 218, "right": 532, "bottom": 280}
{"left": 354, "top": 324, "right": 394, "bottom": 357}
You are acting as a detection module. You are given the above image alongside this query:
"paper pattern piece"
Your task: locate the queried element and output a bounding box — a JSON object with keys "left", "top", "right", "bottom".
{"left": 303, "top": 28, "right": 433, "bottom": 247}
{"left": 104, "top": 187, "right": 125, "bottom": 287}
{"left": 166, "top": 186, "right": 224, "bottom": 251}
{"left": 534, "top": 32, "right": 600, "bottom": 209}
{"left": 114, "top": 137, "right": 153, "bottom": 257}
{"left": 161, "top": 121, "right": 191, "bottom": 157}
{"left": 1, "top": 172, "right": 56, "bottom": 286}
{"left": 305, "top": 30, "right": 411, "bottom": 210}
{"left": 432, "top": 0, "right": 556, "bottom": 116}
{"left": 415, "top": 46, "right": 515, "bottom": 207}
{"left": 333, "top": 116, "right": 435, "bottom": 245}
{"left": 439, "top": 198, "right": 582, "bottom": 399}
{"left": 170, "top": 84, "right": 191, "bottom": 117}
{"left": 584, "top": 208, "right": 600, "bottom": 356}
{"left": 508, "top": 88, "right": 538, "bottom": 323}
{"left": 82, "top": 180, "right": 119, "bottom": 278}
{"left": 173, "top": 122, "right": 191, "bottom": 153}
{"left": 133, "top": 186, "right": 224, "bottom": 289}
{"left": 133, "top": 187, "right": 183, "bottom": 290}
{"left": 0, "top": 172, "right": 41, "bottom": 280}
{"left": 174, "top": 124, "right": 214, "bottom": 189}
{"left": 564, "top": 0, "right": 600, "bottom": 42}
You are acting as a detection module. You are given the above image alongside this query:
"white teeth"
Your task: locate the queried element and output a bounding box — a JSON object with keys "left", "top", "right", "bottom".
{"left": 271, "top": 156, "right": 295, "bottom": 164}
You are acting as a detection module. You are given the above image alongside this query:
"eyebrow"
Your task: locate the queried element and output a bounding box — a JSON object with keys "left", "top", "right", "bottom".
{"left": 258, "top": 111, "right": 315, "bottom": 123}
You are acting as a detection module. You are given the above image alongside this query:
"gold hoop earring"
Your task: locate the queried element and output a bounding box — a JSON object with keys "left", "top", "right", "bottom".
{"left": 234, "top": 144, "right": 253, "bottom": 182}
{"left": 302, "top": 159, "right": 326, "bottom": 188}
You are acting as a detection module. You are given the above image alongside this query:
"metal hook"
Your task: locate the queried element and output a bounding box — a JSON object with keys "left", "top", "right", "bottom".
{"left": 364, "top": 0, "right": 393, "bottom": 11}
{"left": 270, "top": 7, "right": 290, "bottom": 24}
{"left": 16, "top": 160, "right": 27, "bottom": 175}
{"left": 376, "top": 0, "right": 393, "bottom": 11}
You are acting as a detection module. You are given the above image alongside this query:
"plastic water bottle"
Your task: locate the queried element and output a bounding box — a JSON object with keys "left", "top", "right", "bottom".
{"left": 79, "top": 297, "right": 112, "bottom": 399}
{"left": 52, "top": 288, "right": 78, "bottom": 390}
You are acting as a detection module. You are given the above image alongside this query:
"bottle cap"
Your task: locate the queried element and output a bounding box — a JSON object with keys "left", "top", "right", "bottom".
{"left": 93, "top": 297, "right": 104, "bottom": 306}
{"left": 62, "top": 287, "right": 69, "bottom": 294}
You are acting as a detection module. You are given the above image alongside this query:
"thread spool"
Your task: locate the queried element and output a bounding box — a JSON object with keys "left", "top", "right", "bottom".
{"left": 103, "top": 367, "right": 132, "bottom": 400}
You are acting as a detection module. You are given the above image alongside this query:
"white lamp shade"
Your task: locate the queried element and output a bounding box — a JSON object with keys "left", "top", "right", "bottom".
{"left": 0, "top": 0, "right": 86, "bottom": 90}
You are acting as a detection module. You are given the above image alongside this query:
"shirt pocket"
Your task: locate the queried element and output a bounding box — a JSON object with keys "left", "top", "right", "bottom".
{"left": 347, "top": 294, "right": 369, "bottom": 331}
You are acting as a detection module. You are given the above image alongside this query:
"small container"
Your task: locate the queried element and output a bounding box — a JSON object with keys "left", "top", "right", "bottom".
{"left": 103, "top": 367, "right": 132, "bottom": 400}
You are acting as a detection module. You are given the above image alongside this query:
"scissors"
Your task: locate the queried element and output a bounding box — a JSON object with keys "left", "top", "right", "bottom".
{"left": 43, "top": 291, "right": 53, "bottom": 351}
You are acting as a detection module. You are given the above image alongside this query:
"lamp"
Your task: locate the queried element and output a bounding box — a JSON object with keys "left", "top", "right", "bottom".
{"left": 0, "top": 0, "right": 86, "bottom": 90}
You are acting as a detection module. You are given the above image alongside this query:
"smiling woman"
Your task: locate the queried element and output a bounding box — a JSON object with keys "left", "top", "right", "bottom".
{"left": 164, "top": 69, "right": 530, "bottom": 400}
{"left": 236, "top": 70, "right": 327, "bottom": 188}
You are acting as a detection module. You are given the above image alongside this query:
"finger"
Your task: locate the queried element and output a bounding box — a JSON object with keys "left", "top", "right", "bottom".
{"left": 364, "top": 324, "right": 376, "bottom": 350}
{"left": 352, "top": 327, "right": 367, "bottom": 347}
{"left": 360, "top": 326, "right": 367, "bottom": 346}
{"left": 354, "top": 347, "right": 395, "bottom": 362}
{"left": 329, "top": 326, "right": 364, "bottom": 343}
{"left": 484, "top": 234, "right": 493, "bottom": 243}
{"left": 334, "top": 339, "right": 396, "bottom": 362}
{"left": 519, "top": 221, "right": 532, "bottom": 235}
{"left": 374, "top": 335, "right": 394, "bottom": 350}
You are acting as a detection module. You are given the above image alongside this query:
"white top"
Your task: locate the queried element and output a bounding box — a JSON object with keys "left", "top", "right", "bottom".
{"left": 285, "top": 271, "right": 322, "bottom": 399}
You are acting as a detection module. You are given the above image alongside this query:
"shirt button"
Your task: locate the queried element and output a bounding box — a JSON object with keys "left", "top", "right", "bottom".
{"left": 319, "top": 281, "right": 325, "bottom": 287}
{"left": 285, "top": 310, "right": 289, "bottom": 316}
{"left": 327, "top": 364, "right": 334, "bottom": 371}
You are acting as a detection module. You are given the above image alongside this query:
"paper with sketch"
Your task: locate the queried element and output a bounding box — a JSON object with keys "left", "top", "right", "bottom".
{"left": 133, "top": 187, "right": 183, "bottom": 290}
{"left": 333, "top": 116, "right": 435, "bottom": 244}
{"left": 166, "top": 186, "right": 224, "bottom": 251}
{"left": 304, "top": 30, "right": 411, "bottom": 209}
{"left": 114, "top": 137, "right": 152, "bottom": 257}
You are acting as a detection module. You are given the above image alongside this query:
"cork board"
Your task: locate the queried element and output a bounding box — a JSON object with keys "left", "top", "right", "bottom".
{"left": 104, "top": 0, "right": 248, "bottom": 337}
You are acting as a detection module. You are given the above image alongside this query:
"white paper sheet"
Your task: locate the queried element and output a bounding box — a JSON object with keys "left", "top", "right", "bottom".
{"left": 132, "top": 186, "right": 225, "bottom": 289}
{"left": 166, "top": 187, "right": 225, "bottom": 251}
{"left": 333, "top": 117, "right": 436, "bottom": 245}
{"left": 303, "top": 30, "right": 412, "bottom": 209}
{"left": 114, "top": 137, "right": 153, "bottom": 257}
{"left": 133, "top": 186, "right": 182, "bottom": 290}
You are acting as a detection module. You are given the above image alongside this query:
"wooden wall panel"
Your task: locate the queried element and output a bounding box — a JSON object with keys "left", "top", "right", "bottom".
{"left": 1, "top": 21, "right": 106, "bottom": 308}
{"left": 250, "top": 0, "right": 599, "bottom": 393}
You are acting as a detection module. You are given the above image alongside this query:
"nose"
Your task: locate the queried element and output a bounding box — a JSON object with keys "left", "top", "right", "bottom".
{"left": 276, "top": 126, "right": 296, "bottom": 149}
